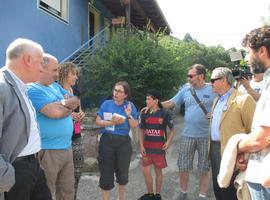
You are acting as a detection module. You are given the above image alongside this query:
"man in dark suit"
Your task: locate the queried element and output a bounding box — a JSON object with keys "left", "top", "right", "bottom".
{"left": 0, "top": 38, "right": 51, "bottom": 200}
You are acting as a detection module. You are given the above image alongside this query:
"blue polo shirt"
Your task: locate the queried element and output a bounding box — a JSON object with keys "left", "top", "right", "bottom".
{"left": 171, "top": 83, "right": 216, "bottom": 138}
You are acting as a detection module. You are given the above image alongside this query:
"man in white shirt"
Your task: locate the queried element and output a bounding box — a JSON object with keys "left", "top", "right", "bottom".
{"left": 0, "top": 38, "right": 51, "bottom": 200}
{"left": 237, "top": 25, "right": 270, "bottom": 200}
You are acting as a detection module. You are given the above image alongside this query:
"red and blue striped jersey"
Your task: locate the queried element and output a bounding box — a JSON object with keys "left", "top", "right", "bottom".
{"left": 139, "top": 109, "right": 174, "bottom": 155}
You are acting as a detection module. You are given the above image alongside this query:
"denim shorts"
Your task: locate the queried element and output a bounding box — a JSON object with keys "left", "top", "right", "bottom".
{"left": 247, "top": 182, "right": 270, "bottom": 200}
{"left": 177, "top": 136, "right": 210, "bottom": 172}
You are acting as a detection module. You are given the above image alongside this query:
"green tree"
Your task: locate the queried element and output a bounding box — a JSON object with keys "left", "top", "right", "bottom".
{"left": 160, "top": 35, "right": 233, "bottom": 81}
{"left": 82, "top": 29, "right": 180, "bottom": 109}
{"left": 81, "top": 29, "right": 236, "bottom": 109}
{"left": 183, "top": 33, "right": 194, "bottom": 42}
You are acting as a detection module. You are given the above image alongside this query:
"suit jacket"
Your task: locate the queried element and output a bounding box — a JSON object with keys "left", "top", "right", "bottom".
{"left": 0, "top": 67, "right": 31, "bottom": 196}
{"left": 209, "top": 89, "right": 256, "bottom": 155}
{"left": 218, "top": 133, "right": 251, "bottom": 200}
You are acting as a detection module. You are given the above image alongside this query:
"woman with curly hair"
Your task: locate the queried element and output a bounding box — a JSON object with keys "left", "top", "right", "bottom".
{"left": 58, "top": 62, "right": 85, "bottom": 199}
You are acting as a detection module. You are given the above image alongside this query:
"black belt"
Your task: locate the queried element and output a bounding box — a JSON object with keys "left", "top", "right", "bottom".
{"left": 211, "top": 140, "right": 220, "bottom": 143}
{"left": 13, "top": 153, "right": 38, "bottom": 163}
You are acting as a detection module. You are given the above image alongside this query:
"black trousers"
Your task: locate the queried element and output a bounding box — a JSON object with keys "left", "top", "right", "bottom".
{"left": 5, "top": 155, "right": 52, "bottom": 200}
{"left": 98, "top": 134, "right": 132, "bottom": 190}
{"left": 210, "top": 141, "right": 237, "bottom": 200}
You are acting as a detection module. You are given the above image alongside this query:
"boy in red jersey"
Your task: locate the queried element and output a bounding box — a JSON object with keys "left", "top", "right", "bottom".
{"left": 138, "top": 90, "right": 175, "bottom": 200}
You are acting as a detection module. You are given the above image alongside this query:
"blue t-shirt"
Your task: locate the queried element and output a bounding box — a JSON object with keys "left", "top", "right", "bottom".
{"left": 97, "top": 100, "right": 138, "bottom": 136}
{"left": 28, "top": 82, "right": 73, "bottom": 150}
{"left": 171, "top": 83, "right": 216, "bottom": 138}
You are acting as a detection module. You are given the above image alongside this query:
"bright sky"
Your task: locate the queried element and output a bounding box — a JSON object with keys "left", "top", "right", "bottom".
{"left": 156, "top": 0, "right": 270, "bottom": 50}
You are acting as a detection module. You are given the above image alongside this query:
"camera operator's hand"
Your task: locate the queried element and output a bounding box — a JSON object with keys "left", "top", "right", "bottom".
{"left": 238, "top": 77, "right": 261, "bottom": 101}
{"left": 240, "top": 77, "right": 251, "bottom": 90}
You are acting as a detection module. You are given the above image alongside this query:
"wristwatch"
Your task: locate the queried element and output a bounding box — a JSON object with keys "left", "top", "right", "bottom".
{"left": 128, "top": 115, "right": 133, "bottom": 119}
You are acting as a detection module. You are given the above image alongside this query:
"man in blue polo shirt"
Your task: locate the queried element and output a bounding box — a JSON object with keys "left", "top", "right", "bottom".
{"left": 162, "top": 64, "right": 216, "bottom": 200}
{"left": 28, "top": 54, "right": 79, "bottom": 200}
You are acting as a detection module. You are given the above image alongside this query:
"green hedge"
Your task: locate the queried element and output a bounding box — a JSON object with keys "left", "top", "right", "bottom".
{"left": 81, "top": 29, "right": 181, "bottom": 109}
{"left": 81, "top": 29, "right": 234, "bottom": 109}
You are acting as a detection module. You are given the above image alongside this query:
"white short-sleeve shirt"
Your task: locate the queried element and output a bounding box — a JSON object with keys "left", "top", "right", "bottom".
{"left": 245, "top": 68, "right": 270, "bottom": 183}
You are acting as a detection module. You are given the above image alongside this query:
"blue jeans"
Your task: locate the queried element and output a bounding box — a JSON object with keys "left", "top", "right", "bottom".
{"left": 247, "top": 182, "right": 270, "bottom": 200}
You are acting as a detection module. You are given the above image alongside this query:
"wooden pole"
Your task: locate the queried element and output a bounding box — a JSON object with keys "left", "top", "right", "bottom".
{"left": 124, "top": 0, "right": 131, "bottom": 34}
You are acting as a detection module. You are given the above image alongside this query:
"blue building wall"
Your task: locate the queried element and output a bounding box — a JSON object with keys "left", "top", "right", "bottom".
{"left": 0, "top": 0, "right": 113, "bottom": 66}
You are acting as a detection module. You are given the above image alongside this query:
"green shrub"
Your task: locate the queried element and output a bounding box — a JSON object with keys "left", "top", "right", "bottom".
{"left": 81, "top": 28, "right": 180, "bottom": 109}
{"left": 81, "top": 28, "right": 234, "bottom": 109}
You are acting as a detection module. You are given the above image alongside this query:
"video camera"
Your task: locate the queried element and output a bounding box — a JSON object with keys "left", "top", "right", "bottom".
{"left": 229, "top": 51, "right": 252, "bottom": 80}
{"left": 231, "top": 66, "right": 252, "bottom": 80}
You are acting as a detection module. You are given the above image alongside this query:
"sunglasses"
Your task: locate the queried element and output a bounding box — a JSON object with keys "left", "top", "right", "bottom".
{"left": 210, "top": 77, "right": 223, "bottom": 84}
{"left": 187, "top": 74, "right": 197, "bottom": 78}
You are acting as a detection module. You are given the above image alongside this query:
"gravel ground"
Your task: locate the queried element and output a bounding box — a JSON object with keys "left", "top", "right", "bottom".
{"left": 77, "top": 115, "right": 216, "bottom": 200}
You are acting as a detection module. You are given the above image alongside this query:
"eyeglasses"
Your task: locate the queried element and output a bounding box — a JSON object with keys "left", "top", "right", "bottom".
{"left": 114, "top": 89, "right": 124, "bottom": 94}
{"left": 210, "top": 77, "right": 223, "bottom": 84}
{"left": 187, "top": 74, "right": 197, "bottom": 78}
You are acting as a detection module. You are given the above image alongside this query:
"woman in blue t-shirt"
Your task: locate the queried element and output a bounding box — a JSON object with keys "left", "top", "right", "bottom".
{"left": 96, "top": 81, "right": 138, "bottom": 200}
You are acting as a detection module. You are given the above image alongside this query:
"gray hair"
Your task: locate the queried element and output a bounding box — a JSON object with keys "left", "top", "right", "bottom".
{"left": 212, "top": 67, "right": 235, "bottom": 87}
{"left": 6, "top": 38, "right": 43, "bottom": 64}
{"left": 189, "top": 64, "right": 206, "bottom": 79}
{"left": 43, "top": 53, "right": 58, "bottom": 68}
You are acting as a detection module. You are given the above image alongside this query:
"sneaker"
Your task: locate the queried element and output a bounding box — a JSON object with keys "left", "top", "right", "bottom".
{"left": 155, "top": 194, "right": 162, "bottom": 200}
{"left": 175, "top": 192, "right": 187, "bottom": 200}
{"left": 138, "top": 193, "right": 156, "bottom": 200}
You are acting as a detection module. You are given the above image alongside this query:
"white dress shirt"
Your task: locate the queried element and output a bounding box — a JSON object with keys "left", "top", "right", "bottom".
{"left": 7, "top": 69, "right": 41, "bottom": 156}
